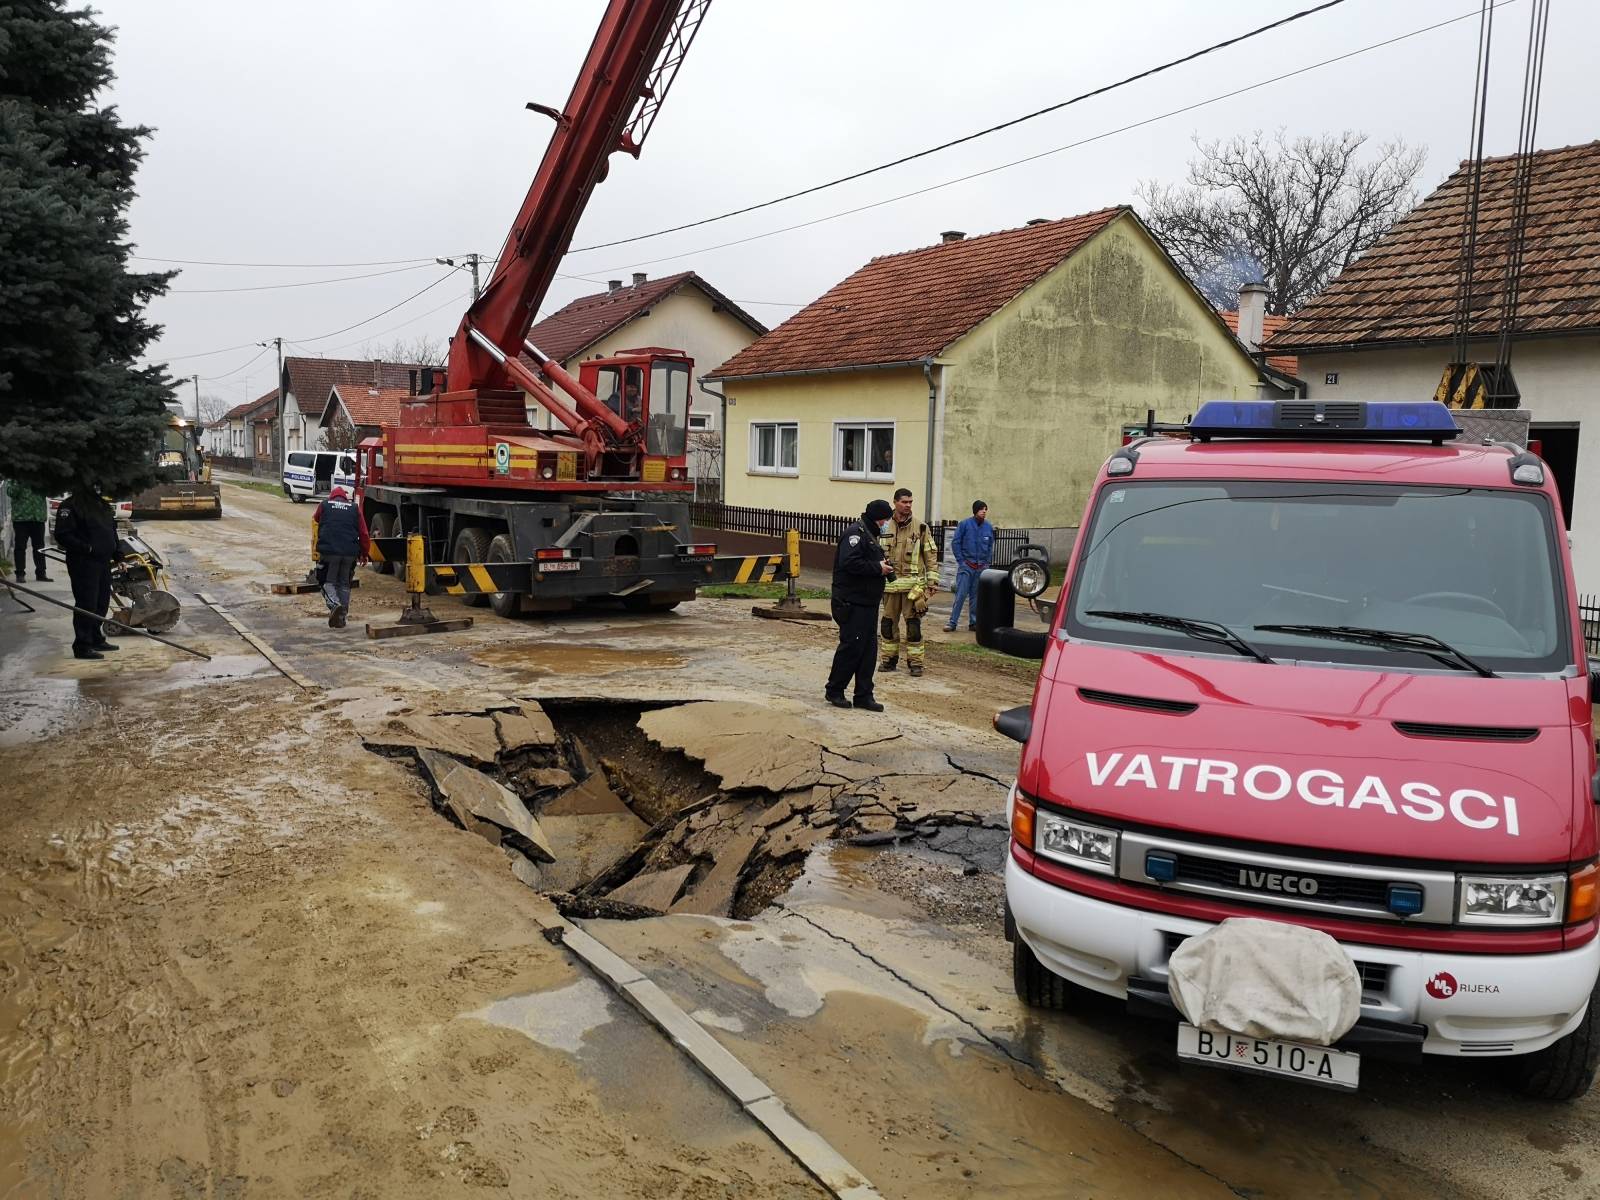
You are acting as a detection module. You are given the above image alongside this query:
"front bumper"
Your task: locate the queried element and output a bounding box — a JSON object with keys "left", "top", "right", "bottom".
{"left": 1008, "top": 857, "right": 1599, "bottom": 1057}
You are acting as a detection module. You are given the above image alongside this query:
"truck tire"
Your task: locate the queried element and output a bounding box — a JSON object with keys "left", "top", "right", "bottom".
{"left": 368, "top": 512, "right": 395, "bottom": 574}
{"left": 1506, "top": 989, "right": 1600, "bottom": 1102}
{"left": 452, "top": 527, "right": 491, "bottom": 608}
{"left": 485, "top": 534, "right": 522, "bottom": 619}
{"left": 1012, "top": 937, "right": 1071, "bottom": 1011}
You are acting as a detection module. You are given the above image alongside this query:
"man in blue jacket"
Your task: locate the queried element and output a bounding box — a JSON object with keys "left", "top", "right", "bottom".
{"left": 945, "top": 500, "right": 995, "bottom": 632}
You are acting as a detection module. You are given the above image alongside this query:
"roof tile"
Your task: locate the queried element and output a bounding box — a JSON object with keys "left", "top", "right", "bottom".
{"left": 1271, "top": 141, "right": 1600, "bottom": 352}
{"left": 708, "top": 208, "right": 1126, "bottom": 378}
{"left": 1218, "top": 311, "right": 1298, "bottom": 377}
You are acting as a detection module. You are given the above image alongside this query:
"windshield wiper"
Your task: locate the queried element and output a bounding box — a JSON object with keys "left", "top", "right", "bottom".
{"left": 1087, "top": 610, "right": 1275, "bottom": 664}
{"left": 1252, "top": 624, "right": 1498, "bottom": 678}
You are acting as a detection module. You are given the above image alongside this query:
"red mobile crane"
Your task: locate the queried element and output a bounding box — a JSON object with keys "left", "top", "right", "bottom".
{"left": 357, "top": 0, "right": 766, "bottom": 617}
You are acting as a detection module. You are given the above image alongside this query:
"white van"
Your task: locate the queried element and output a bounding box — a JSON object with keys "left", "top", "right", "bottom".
{"left": 283, "top": 450, "right": 358, "bottom": 503}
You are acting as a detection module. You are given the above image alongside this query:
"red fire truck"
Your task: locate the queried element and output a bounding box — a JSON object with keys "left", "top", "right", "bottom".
{"left": 981, "top": 399, "right": 1599, "bottom": 1100}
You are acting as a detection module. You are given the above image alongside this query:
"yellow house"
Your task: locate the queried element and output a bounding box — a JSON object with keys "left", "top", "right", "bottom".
{"left": 707, "top": 207, "right": 1277, "bottom": 539}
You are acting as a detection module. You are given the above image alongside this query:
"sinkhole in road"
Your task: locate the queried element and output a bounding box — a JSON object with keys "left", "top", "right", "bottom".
{"left": 375, "top": 695, "right": 1009, "bottom": 923}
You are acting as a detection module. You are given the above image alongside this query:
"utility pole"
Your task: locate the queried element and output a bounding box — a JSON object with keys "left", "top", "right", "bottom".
{"left": 190, "top": 374, "right": 201, "bottom": 424}
{"left": 259, "top": 336, "right": 284, "bottom": 468}
{"left": 436, "top": 253, "right": 483, "bottom": 299}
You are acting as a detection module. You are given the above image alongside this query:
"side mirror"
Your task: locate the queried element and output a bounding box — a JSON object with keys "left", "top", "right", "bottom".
{"left": 974, "top": 567, "right": 1047, "bottom": 659}
{"left": 994, "top": 704, "right": 1032, "bottom": 743}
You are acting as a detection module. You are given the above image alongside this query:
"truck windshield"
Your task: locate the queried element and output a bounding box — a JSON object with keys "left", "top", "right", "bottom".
{"left": 1066, "top": 482, "right": 1570, "bottom": 675}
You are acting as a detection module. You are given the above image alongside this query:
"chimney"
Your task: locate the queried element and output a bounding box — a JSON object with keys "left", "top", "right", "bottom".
{"left": 607, "top": 279, "right": 622, "bottom": 292}
{"left": 632, "top": 271, "right": 648, "bottom": 286}
{"left": 408, "top": 369, "right": 418, "bottom": 396}
{"left": 940, "top": 230, "right": 965, "bottom": 243}
{"left": 1236, "top": 282, "right": 1269, "bottom": 353}
{"left": 1025, "top": 218, "right": 1050, "bottom": 226}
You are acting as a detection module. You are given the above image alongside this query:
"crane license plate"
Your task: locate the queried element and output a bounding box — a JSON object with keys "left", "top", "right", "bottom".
{"left": 1177, "top": 1023, "right": 1359, "bottom": 1090}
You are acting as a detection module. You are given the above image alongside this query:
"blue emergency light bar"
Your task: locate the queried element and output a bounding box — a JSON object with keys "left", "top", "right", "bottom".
{"left": 1188, "top": 400, "right": 1460, "bottom": 444}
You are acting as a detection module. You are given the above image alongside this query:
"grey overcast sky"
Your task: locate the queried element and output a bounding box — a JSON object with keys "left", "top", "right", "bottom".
{"left": 92, "top": 0, "right": 1596, "bottom": 408}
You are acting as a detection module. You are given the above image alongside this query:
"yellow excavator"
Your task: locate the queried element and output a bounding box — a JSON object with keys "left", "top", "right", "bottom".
{"left": 130, "top": 415, "right": 221, "bottom": 519}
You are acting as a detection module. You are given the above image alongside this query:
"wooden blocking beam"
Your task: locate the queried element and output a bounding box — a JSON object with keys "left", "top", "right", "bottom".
{"left": 271, "top": 578, "right": 361, "bottom": 595}
{"left": 365, "top": 617, "right": 474, "bottom": 640}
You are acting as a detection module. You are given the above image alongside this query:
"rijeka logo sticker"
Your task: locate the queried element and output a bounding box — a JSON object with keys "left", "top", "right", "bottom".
{"left": 1084, "top": 752, "right": 1521, "bottom": 836}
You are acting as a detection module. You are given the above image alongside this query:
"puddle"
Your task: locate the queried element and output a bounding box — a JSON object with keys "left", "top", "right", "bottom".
{"left": 469, "top": 643, "right": 685, "bottom": 676}
{"left": 462, "top": 977, "right": 617, "bottom": 1053}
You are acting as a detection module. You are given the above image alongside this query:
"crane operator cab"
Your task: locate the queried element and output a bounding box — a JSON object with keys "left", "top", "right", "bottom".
{"left": 581, "top": 348, "right": 693, "bottom": 484}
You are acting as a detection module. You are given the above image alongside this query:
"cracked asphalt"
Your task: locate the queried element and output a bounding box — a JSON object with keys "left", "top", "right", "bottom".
{"left": 2, "top": 479, "right": 1597, "bottom": 1199}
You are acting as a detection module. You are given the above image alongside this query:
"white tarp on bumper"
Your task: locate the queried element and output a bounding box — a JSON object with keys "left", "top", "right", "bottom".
{"left": 1168, "top": 918, "right": 1362, "bottom": 1045}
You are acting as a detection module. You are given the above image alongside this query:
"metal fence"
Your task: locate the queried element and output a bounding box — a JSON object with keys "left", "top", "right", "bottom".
{"left": 1582, "top": 594, "right": 1600, "bottom": 656}
{"left": 690, "top": 501, "right": 1030, "bottom": 565}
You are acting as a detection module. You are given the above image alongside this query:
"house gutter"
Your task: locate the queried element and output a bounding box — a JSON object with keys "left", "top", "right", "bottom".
{"left": 921, "top": 358, "right": 938, "bottom": 522}
{"left": 697, "top": 377, "right": 730, "bottom": 501}
{"left": 706, "top": 358, "right": 933, "bottom": 385}
{"left": 1270, "top": 326, "right": 1600, "bottom": 358}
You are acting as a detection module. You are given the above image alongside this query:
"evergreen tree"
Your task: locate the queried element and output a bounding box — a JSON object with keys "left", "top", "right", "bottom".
{"left": 0, "top": 0, "right": 175, "bottom": 497}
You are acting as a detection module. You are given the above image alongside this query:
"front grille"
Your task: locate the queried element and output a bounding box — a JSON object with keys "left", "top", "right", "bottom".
{"left": 1172, "top": 852, "right": 1392, "bottom": 911}
{"left": 1394, "top": 721, "right": 1538, "bottom": 742}
{"left": 1162, "top": 932, "right": 1391, "bottom": 1000}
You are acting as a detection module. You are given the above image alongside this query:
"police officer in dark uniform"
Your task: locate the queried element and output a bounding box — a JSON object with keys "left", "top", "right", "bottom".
{"left": 53, "top": 486, "right": 120, "bottom": 660}
{"left": 826, "top": 498, "right": 894, "bottom": 711}
{"left": 310, "top": 485, "right": 370, "bottom": 628}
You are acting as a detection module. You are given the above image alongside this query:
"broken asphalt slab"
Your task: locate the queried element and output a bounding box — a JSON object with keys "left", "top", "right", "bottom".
{"left": 417, "top": 746, "right": 555, "bottom": 862}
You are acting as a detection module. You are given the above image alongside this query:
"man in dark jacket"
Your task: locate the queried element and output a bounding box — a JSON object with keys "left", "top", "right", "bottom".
{"left": 311, "top": 485, "right": 370, "bottom": 628}
{"left": 53, "top": 487, "right": 120, "bottom": 659}
{"left": 826, "top": 498, "right": 894, "bottom": 712}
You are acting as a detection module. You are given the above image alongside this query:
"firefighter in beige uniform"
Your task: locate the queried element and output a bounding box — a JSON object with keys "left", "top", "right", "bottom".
{"left": 880, "top": 487, "right": 939, "bottom": 676}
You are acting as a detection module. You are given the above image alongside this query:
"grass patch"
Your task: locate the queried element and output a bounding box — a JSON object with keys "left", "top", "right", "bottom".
{"left": 700, "top": 582, "right": 830, "bottom": 600}
{"left": 933, "top": 638, "right": 1042, "bottom": 682}
{"left": 223, "top": 478, "right": 288, "bottom": 497}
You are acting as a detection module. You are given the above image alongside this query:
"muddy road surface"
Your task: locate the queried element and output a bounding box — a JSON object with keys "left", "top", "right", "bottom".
{"left": 0, "top": 479, "right": 1594, "bottom": 1198}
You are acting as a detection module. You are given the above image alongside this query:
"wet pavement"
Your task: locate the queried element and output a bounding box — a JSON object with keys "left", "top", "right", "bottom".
{"left": 1, "top": 480, "right": 1597, "bottom": 1198}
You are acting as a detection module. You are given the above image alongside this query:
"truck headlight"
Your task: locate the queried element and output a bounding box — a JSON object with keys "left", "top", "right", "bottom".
{"left": 1457, "top": 873, "right": 1565, "bottom": 926}
{"left": 1035, "top": 812, "right": 1118, "bottom": 875}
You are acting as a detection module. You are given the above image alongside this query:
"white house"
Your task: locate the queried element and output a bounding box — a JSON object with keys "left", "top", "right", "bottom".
{"left": 1270, "top": 140, "right": 1600, "bottom": 589}
{"left": 519, "top": 271, "right": 766, "bottom": 485}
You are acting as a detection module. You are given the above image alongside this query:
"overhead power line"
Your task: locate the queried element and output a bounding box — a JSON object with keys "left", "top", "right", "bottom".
{"left": 169, "top": 262, "right": 432, "bottom": 294}
{"left": 288, "top": 271, "right": 457, "bottom": 343}
{"left": 133, "top": 253, "right": 450, "bottom": 268}
{"left": 583, "top": 2, "right": 1508, "bottom": 277}
{"left": 566, "top": 0, "right": 1350, "bottom": 255}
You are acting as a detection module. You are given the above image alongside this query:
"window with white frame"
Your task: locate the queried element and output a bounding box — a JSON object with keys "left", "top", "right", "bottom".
{"left": 833, "top": 422, "right": 894, "bottom": 481}
{"left": 749, "top": 421, "right": 798, "bottom": 475}
{"left": 689, "top": 411, "right": 714, "bottom": 432}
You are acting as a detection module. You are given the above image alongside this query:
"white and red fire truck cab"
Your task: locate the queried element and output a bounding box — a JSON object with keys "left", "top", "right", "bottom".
{"left": 987, "top": 399, "right": 1600, "bottom": 1100}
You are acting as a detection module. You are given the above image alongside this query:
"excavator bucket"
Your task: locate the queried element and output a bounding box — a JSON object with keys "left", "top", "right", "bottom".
{"left": 130, "top": 480, "right": 222, "bottom": 519}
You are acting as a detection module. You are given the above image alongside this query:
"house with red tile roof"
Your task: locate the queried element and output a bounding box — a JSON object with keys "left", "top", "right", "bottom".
{"left": 519, "top": 271, "right": 765, "bottom": 482}
{"left": 316, "top": 383, "right": 413, "bottom": 447}
{"left": 706, "top": 207, "right": 1273, "bottom": 536}
{"left": 1268, "top": 141, "right": 1600, "bottom": 586}
{"left": 280, "top": 356, "right": 431, "bottom": 458}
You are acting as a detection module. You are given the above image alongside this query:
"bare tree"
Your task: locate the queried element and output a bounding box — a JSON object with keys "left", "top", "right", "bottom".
{"left": 1137, "top": 130, "right": 1425, "bottom": 315}
{"left": 196, "top": 392, "right": 230, "bottom": 424}
{"left": 359, "top": 333, "right": 445, "bottom": 365}
{"left": 322, "top": 410, "right": 361, "bottom": 451}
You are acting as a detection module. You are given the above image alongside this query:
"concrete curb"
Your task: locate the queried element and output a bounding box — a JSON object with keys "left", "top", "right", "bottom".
{"left": 194, "top": 592, "right": 318, "bottom": 690}
{"left": 538, "top": 910, "right": 881, "bottom": 1200}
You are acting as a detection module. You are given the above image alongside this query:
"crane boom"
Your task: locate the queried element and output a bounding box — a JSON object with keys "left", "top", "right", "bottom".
{"left": 445, "top": 0, "right": 711, "bottom": 398}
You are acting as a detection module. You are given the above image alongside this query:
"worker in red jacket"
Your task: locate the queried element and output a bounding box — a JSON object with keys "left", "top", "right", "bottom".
{"left": 310, "top": 486, "right": 370, "bottom": 628}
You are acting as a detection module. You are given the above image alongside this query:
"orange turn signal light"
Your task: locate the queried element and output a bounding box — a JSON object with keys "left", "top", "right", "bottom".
{"left": 1568, "top": 862, "right": 1600, "bottom": 924}
{"left": 1011, "top": 792, "right": 1036, "bottom": 850}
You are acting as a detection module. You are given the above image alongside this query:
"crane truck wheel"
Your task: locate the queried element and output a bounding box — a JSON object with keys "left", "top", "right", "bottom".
{"left": 485, "top": 534, "right": 523, "bottom": 619}
{"left": 452, "top": 527, "right": 491, "bottom": 607}
{"left": 367, "top": 512, "right": 396, "bottom": 574}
